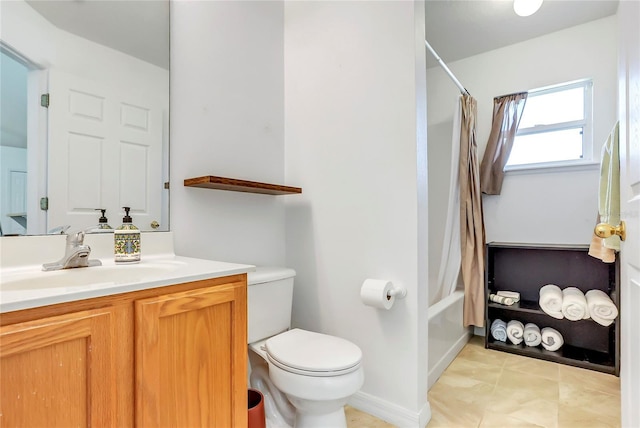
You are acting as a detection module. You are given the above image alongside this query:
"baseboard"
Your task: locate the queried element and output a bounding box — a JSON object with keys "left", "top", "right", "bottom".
{"left": 427, "top": 329, "right": 472, "bottom": 389}
{"left": 348, "top": 390, "right": 431, "bottom": 428}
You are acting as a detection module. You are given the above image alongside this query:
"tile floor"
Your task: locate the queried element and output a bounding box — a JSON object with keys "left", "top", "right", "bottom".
{"left": 346, "top": 335, "right": 621, "bottom": 428}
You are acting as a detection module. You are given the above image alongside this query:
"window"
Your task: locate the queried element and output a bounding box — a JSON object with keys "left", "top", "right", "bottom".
{"left": 506, "top": 80, "right": 593, "bottom": 168}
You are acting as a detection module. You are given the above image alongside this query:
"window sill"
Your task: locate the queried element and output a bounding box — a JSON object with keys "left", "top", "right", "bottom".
{"left": 504, "top": 161, "right": 599, "bottom": 175}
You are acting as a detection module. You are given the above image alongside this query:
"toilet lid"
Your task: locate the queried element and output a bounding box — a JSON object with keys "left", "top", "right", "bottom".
{"left": 265, "top": 329, "right": 362, "bottom": 376}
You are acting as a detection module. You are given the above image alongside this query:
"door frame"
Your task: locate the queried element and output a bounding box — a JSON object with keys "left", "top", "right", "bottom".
{"left": 617, "top": 1, "right": 640, "bottom": 426}
{"left": 1, "top": 41, "right": 48, "bottom": 235}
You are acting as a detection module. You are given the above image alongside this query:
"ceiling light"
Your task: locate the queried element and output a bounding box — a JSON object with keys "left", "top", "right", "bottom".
{"left": 513, "top": 0, "right": 543, "bottom": 17}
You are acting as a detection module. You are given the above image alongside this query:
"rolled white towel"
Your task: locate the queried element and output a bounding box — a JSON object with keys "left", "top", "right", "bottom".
{"left": 497, "top": 290, "right": 520, "bottom": 302}
{"left": 506, "top": 320, "right": 524, "bottom": 345}
{"left": 562, "top": 287, "right": 590, "bottom": 321}
{"left": 541, "top": 327, "right": 564, "bottom": 352}
{"left": 539, "top": 284, "right": 564, "bottom": 319}
{"left": 489, "top": 293, "right": 515, "bottom": 306}
{"left": 524, "top": 323, "right": 542, "bottom": 347}
{"left": 586, "top": 289, "right": 619, "bottom": 326}
{"left": 490, "top": 319, "right": 508, "bottom": 342}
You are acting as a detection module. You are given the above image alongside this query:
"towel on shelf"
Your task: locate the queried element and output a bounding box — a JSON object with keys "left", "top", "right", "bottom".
{"left": 561, "top": 287, "right": 590, "bottom": 321}
{"left": 497, "top": 290, "right": 520, "bottom": 302}
{"left": 490, "top": 319, "right": 508, "bottom": 342}
{"left": 541, "top": 327, "right": 564, "bottom": 352}
{"left": 599, "top": 122, "right": 621, "bottom": 251}
{"left": 489, "top": 293, "right": 515, "bottom": 306}
{"left": 586, "top": 289, "right": 619, "bottom": 326}
{"left": 524, "top": 323, "right": 542, "bottom": 347}
{"left": 539, "top": 284, "right": 564, "bottom": 319}
{"left": 506, "top": 320, "right": 525, "bottom": 345}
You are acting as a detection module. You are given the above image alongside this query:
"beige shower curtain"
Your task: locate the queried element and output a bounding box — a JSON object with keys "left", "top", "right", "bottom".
{"left": 479, "top": 92, "right": 528, "bottom": 195}
{"left": 459, "top": 95, "right": 485, "bottom": 327}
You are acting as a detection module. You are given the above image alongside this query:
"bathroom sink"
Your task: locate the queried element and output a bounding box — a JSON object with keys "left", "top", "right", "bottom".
{"left": 0, "top": 232, "right": 255, "bottom": 314}
{"left": 1, "top": 260, "right": 187, "bottom": 291}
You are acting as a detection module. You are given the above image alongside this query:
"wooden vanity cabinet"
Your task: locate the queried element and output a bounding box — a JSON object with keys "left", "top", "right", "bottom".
{"left": 0, "top": 274, "right": 248, "bottom": 428}
{"left": 0, "top": 307, "right": 121, "bottom": 427}
{"left": 135, "top": 281, "right": 247, "bottom": 427}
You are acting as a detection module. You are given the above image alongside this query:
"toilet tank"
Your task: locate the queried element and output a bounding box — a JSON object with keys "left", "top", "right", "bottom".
{"left": 247, "top": 267, "right": 296, "bottom": 344}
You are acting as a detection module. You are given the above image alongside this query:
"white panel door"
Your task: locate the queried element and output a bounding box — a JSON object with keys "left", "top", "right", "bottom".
{"left": 618, "top": 2, "right": 640, "bottom": 427}
{"left": 47, "top": 70, "right": 163, "bottom": 232}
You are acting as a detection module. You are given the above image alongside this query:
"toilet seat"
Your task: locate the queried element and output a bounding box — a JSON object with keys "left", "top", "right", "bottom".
{"left": 265, "top": 328, "right": 362, "bottom": 377}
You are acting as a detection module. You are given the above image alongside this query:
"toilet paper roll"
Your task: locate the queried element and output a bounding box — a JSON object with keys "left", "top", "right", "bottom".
{"left": 360, "top": 279, "right": 395, "bottom": 310}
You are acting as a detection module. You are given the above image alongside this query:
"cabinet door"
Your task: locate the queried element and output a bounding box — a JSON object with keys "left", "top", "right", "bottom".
{"left": 0, "top": 307, "right": 117, "bottom": 427}
{"left": 135, "top": 280, "right": 247, "bottom": 428}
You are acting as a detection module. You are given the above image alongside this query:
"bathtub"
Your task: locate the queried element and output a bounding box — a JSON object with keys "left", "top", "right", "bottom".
{"left": 428, "top": 290, "right": 472, "bottom": 389}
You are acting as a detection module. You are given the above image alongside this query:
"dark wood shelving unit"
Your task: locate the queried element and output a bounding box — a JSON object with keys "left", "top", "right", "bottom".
{"left": 485, "top": 242, "right": 620, "bottom": 376}
{"left": 184, "top": 176, "right": 302, "bottom": 195}
{"left": 487, "top": 299, "right": 543, "bottom": 314}
{"left": 487, "top": 338, "right": 617, "bottom": 374}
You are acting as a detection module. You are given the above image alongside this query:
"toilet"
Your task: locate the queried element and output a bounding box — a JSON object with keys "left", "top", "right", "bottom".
{"left": 248, "top": 267, "right": 364, "bottom": 428}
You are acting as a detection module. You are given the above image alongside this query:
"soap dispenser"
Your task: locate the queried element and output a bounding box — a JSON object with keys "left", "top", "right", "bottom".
{"left": 114, "top": 206, "right": 140, "bottom": 263}
{"left": 94, "top": 208, "right": 113, "bottom": 231}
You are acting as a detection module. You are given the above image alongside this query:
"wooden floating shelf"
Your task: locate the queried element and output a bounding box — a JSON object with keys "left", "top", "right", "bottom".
{"left": 184, "top": 175, "right": 302, "bottom": 195}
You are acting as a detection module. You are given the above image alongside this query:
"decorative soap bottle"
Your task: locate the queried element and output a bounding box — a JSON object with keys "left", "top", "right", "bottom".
{"left": 114, "top": 206, "right": 140, "bottom": 263}
{"left": 95, "top": 208, "right": 113, "bottom": 231}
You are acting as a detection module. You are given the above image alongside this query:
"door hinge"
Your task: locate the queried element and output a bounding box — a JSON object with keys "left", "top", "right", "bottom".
{"left": 40, "top": 197, "right": 49, "bottom": 211}
{"left": 41, "top": 93, "right": 50, "bottom": 108}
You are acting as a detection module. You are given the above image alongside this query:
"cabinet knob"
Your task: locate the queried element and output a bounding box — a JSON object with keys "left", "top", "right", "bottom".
{"left": 594, "top": 221, "right": 626, "bottom": 241}
{"left": 150, "top": 221, "right": 160, "bottom": 230}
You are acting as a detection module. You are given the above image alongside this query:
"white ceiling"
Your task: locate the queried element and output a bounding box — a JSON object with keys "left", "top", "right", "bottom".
{"left": 425, "top": 0, "right": 619, "bottom": 68}
{"left": 23, "top": 0, "right": 619, "bottom": 72}
{"left": 25, "top": 0, "right": 169, "bottom": 70}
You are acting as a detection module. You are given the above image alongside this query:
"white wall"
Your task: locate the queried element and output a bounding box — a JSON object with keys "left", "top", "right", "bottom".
{"left": 172, "top": 2, "right": 431, "bottom": 424}
{"left": 170, "top": 1, "right": 286, "bottom": 266}
{"left": 427, "top": 17, "right": 618, "bottom": 301}
{"left": 284, "top": 2, "right": 430, "bottom": 426}
{"left": 1, "top": 0, "right": 168, "bottom": 95}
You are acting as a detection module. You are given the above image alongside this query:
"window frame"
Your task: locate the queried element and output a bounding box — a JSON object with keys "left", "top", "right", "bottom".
{"left": 505, "top": 79, "right": 594, "bottom": 171}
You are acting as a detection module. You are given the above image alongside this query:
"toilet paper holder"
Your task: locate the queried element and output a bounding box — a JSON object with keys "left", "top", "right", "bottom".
{"left": 360, "top": 279, "right": 407, "bottom": 309}
{"left": 386, "top": 286, "right": 407, "bottom": 300}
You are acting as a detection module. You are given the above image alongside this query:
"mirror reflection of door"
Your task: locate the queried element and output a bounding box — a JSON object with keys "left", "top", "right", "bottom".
{"left": 1, "top": 45, "right": 50, "bottom": 236}
{"left": 47, "top": 69, "right": 163, "bottom": 232}
{"left": 1, "top": 0, "right": 169, "bottom": 236}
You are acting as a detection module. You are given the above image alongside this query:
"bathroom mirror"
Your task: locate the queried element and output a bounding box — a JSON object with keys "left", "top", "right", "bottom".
{"left": 0, "top": 0, "right": 170, "bottom": 236}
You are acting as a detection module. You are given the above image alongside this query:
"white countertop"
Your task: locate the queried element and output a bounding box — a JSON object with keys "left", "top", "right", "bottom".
{"left": 0, "top": 232, "right": 255, "bottom": 313}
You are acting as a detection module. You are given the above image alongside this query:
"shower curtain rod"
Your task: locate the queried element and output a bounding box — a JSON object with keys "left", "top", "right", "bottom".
{"left": 425, "top": 40, "right": 470, "bottom": 96}
{"left": 494, "top": 91, "right": 528, "bottom": 100}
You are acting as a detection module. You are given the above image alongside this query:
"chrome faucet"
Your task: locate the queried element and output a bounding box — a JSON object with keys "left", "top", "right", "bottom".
{"left": 42, "top": 230, "right": 103, "bottom": 271}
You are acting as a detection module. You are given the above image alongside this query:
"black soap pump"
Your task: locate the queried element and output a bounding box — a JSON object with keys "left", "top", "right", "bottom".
{"left": 114, "top": 206, "right": 141, "bottom": 263}
{"left": 95, "top": 208, "right": 113, "bottom": 231}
